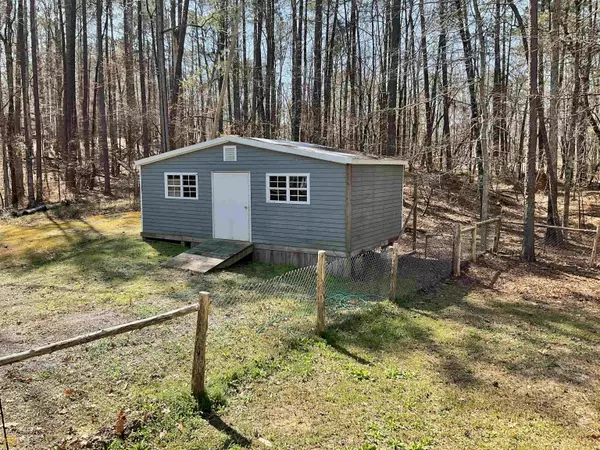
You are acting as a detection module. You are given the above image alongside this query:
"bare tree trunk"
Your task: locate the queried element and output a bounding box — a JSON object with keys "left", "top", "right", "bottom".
{"left": 323, "top": 0, "right": 338, "bottom": 144}
{"left": 439, "top": 0, "right": 451, "bottom": 170}
{"left": 386, "top": 0, "right": 401, "bottom": 156}
{"left": 563, "top": 0, "right": 582, "bottom": 232}
{"left": 347, "top": 0, "right": 358, "bottom": 151}
{"left": 0, "top": 50, "right": 10, "bottom": 206}
{"left": 155, "top": 0, "right": 170, "bottom": 152}
{"left": 492, "top": 0, "right": 502, "bottom": 171}
{"left": 546, "top": 0, "right": 562, "bottom": 239}
{"left": 81, "top": 0, "right": 91, "bottom": 167}
{"left": 265, "top": 0, "right": 276, "bottom": 138}
{"left": 473, "top": 0, "right": 489, "bottom": 227}
{"left": 523, "top": 0, "right": 538, "bottom": 262}
{"left": 123, "top": 0, "right": 137, "bottom": 166}
{"left": 29, "top": 0, "right": 43, "bottom": 203}
{"left": 241, "top": 0, "right": 249, "bottom": 131}
{"left": 64, "top": 0, "right": 78, "bottom": 193}
{"left": 454, "top": 0, "right": 482, "bottom": 184}
{"left": 419, "top": 0, "right": 433, "bottom": 168}
{"left": 312, "top": 0, "right": 323, "bottom": 144}
{"left": 252, "top": 0, "right": 264, "bottom": 134}
{"left": 97, "top": 0, "right": 111, "bottom": 195}
{"left": 291, "top": 0, "right": 303, "bottom": 141}
{"left": 106, "top": 5, "right": 119, "bottom": 177}
{"left": 138, "top": 0, "right": 150, "bottom": 157}
{"left": 17, "top": 0, "right": 35, "bottom": 206}
{"left": 168, "top": 0, "right": 190, "bottom": 148}
{"left": 4, "top": 0, "right": 23, "bottom": 207}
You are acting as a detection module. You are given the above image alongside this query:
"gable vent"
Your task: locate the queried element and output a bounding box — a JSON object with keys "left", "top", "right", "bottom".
{"left": 223, "top": 145, "right": 237, "bottom": 162}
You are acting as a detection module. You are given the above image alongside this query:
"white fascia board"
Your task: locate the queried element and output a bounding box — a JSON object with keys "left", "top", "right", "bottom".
{"left": 350, "top": 158, "right": 408, "bottom": 166}
{"left": 134, "top": 135, "right": 407, "bottom": 167}
{"left": 134, "top": 136, "right": 231, "bottom": 167}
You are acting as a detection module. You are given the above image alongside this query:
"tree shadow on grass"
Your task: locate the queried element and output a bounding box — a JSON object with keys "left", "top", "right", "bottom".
{"left": 317, "top": 281, "right": 600, "bottom": 429}
{"left": 2, "top": 233, "right": 184, "bottom": 286}
{"left": 145, "top": 239, "right": 187, "bottom": 258}
{"left": 327, "top": 267, "right": 600, "bottom": 387}
{"left": 196, "top": 396, "right": 252, "bottom": 449}
{"left": 209, "top": 413, "right": 253, "bottom": 449}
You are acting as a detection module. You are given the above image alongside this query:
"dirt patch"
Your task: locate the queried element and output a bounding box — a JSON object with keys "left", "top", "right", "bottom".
{"left": 0, "top": 308, "right": 135, "bottom": 356}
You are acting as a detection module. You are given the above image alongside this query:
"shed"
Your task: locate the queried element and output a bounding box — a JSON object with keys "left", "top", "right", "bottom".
{"left": 134, "top": 136, "right": 407, "bottom": 267}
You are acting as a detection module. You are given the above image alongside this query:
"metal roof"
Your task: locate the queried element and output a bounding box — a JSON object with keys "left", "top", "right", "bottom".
{"left": 134, "top": 136, "right": 407, "bottom": 167}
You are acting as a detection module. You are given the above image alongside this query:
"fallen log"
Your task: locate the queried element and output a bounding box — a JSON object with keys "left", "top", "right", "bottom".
{"left": 11, "top": 201, "right": 68, "bottom": 218}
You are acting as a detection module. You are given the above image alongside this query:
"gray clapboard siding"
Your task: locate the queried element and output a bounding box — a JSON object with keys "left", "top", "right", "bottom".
{"left": 140, "top": 144, "right": 348, "bottom": 252}
{"left": 350, "top": 165, "right": 403, "bottom": 252}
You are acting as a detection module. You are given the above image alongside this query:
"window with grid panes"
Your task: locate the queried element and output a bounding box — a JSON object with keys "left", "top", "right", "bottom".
{"left": 266, "top": 174, "right": 309, "bottom": 204}
{"left": 165, "top": 173, "right": 198, "bottom": 199}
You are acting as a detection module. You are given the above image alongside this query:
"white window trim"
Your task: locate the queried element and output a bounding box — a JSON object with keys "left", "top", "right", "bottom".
{"left": 265, "top": 173, "right": 311, "bottom": 205}
{"left": 223, "top": 145, "right": 237, "bottom": 162}
{"left": 164, "top": 172, "right": 199, "bottom": 199}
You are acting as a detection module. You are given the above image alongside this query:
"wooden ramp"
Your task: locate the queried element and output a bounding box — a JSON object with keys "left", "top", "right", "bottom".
{"left": 163, "top": 239, "right": 253, "bottom": 274}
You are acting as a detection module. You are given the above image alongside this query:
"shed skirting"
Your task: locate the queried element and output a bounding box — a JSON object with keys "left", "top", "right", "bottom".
{"left": 141, "top": 231, "right": 205, "bottom": 245}
{"left": 141, "top": 232, "right": 350, "bottom": 268}
{"left": 252, "top": 244, "right": 349, "bottom": 267}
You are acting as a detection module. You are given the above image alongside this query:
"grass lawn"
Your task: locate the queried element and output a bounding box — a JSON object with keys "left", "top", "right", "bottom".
{"left": 1, "top": 209, "right": 599, "bottom": 449}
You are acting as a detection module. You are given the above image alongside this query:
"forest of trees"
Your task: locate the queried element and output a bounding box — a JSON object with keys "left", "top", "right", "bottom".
{"left": 0, "top": 0, "right": 599, "bottom": 252}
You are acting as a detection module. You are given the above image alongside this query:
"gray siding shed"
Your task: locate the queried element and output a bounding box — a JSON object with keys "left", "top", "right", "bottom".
{"left": 140, "top": 144, "right": 348, "bottom": 252}
{"left": 350, "top": 165, "right": 404, "bottom": 253}
{"left": 137, "top": 137, "right": 406, "bottom": 262}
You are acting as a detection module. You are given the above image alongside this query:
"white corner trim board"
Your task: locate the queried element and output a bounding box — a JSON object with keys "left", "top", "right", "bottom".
{"left": 134, "top": 136, "right": 408, "bottom": 167}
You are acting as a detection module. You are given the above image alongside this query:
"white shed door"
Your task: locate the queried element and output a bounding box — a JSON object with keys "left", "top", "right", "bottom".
{"left": 212, "top": 172, "right": 251, "bottom": 241}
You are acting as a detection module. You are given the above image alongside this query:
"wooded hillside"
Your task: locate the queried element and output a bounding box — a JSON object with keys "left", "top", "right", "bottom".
{"left": 0, "top": 0, "right": 598, "bottom": 245}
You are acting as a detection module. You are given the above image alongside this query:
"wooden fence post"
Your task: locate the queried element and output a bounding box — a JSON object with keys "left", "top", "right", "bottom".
{"left": 471, "top": 225, "right": 477, "bottom": 261}
{"left": 493, "top": 209, "right": 503, "bottom": 254}
{"left": 452, "top": 224, "right": 462, "bottom": 277}
{"left": 390, "top": 242, "right": 399, "bottom": 301}
{"left": 191, "top": 292, "right": 210, "bottom": 398}
{"left": 316, "top": 250, "right": 326, "bottom": 335}
{"left": 590, "top": 225, "right": 600, "bottom": 267}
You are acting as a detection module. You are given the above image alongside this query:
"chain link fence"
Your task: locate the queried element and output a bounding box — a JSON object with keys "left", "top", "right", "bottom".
{"left": 195, "top": 231, "right": 456, "bottom": 329}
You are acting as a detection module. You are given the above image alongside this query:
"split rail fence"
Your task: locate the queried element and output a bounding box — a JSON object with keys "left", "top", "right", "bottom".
{"left": 452, "top": 215, "right": 502, "bottom": 276}
{"left": 2, "top": 216, "right": 595, "bottom": 402}
{"left": 0, "top": 240, "right": 458, "bottom": 399}
{"left": 502, "top": 220, "right": 600, "bottom": 268}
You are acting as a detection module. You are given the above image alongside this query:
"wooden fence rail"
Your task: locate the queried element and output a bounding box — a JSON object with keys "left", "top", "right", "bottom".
{"left": 504, "top": 220, "right": 598, "bottom": 234}
{"left": 0, "top": 297, "right": 212, "bottom": 399}
{"left": 452, "top": 215, "right": 502, "bottom": 277}
{"left": 504, "top": 221, "right": 600, "bottom": 267}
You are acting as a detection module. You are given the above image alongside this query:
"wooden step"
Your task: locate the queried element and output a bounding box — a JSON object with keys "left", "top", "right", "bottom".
{"left": 163, "top": 239, "right": 254, "bottom": 273}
